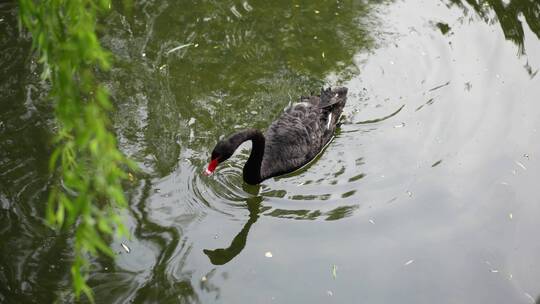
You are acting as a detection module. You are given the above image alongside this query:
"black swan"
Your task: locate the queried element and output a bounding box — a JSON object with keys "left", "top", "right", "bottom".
{"left": 205, "top": 87, "right": 348, "bottom": 184}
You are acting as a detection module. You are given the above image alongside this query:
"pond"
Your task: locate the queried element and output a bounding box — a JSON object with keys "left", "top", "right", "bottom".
{"left": 1, "top": 0, "right": 540, "bottom": 303}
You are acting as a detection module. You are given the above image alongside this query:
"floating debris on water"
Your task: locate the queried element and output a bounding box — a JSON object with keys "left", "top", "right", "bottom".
{"left": 243, "top": 1, "right": 253, "bottom": 11}
{"left": 431, "top": 160, "right": 443, "bottom": 167}
{"left": 265, "top": 251, "right": 273, "bottom": 258}
{"left": 230, "top": 5, "right": 242, "bottom": 18}
{"left": 523, "top": 153, "right": 529, "bottom": 159}
{"left": 509, "top": 213, "right": 513, "bottom": 220}
{"left": 404, "top": 259, "right": 414, "bottom": 266}
{"left": 327, "top": 290, "right": 334, "bottom": 296}
{"left": 428, "top": 81, "right": 451, "bottom": 92}
{"left": 201, "top": 276, "right": 207, "bottom": 282}
{"left": 121, "top": 243, "right": 131, "bottom": 253}
{"left": 406, "top": 191, "right": 413, "bottom": 197}
{"left": 332, "top": 265, "right": 337, "bottom": 279}
{"left": 515, "top": 161, "right": 527, "bottom": 170}
{"left": 166, "top": 43, "right": 192, "bottom": 55}
{"left": 159, "top": 64, "right": 167, "bottom": 70}
{"left": 369, "top": 219, "right": 375, "bottom": 224}
{"left": 314, "top": 10, "right": 320, "bottom": 14}
{"left": 490, "top": 269, "right": 499, "bottom": 273}
{"left": 141, "top": 52, "right": 146, "bottom": 57}
{"left": 394, "top": 122, "right": 406, "bottom": 128}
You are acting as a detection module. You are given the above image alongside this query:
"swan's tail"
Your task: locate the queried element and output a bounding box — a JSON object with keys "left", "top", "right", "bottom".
{"left": 321, "top": 87, "right": 348, "bottom": 129}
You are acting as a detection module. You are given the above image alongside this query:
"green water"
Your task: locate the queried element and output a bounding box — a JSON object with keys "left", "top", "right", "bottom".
{"left": 2, "top": 0, "right": 540, "bottom": 303}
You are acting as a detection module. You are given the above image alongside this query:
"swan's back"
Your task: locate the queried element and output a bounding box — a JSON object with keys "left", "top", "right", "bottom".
{"left": 261, "top": 87, "right": 348, "bottom": 179}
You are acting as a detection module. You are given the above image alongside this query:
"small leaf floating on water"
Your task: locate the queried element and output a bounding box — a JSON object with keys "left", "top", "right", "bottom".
{"left": 404, "top": 259, "right": 414, "bottom": 266}
{"left": 332, "top": 264, "right": 337, "bottom": 279}
{"left": 121, "top": 243, "right": 131, "bottom": 253}
{"left": 431, "top": 160, "right": 443, "bottom": 167}
{"left": 265, "top": 251, "right": 273, "bottom": 258}
{"left": 128, "top": 172, "right": 135, "bottom": 182}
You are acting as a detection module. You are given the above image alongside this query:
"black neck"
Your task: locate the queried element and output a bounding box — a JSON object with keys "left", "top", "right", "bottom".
{"left": 230, "top": 129, "right": 265, "bottom": 184}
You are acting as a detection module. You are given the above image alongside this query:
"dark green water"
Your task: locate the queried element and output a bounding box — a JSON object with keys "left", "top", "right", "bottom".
{"left": 2, "top": 0, "right": 540, "bottom": 303}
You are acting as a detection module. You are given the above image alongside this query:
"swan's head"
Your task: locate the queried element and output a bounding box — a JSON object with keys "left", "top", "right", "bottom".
{"left": 204, "top": 139, "right": 236, "bottom": 175}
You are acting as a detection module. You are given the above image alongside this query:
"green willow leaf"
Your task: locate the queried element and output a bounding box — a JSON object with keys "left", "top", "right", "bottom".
{"left": 18, "top": 0, "right": 135, "bottom": 301}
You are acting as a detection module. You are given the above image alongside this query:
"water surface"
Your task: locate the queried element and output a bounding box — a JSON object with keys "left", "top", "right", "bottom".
{"left": 1, "top": 0, "right": 540, "bottom": 303}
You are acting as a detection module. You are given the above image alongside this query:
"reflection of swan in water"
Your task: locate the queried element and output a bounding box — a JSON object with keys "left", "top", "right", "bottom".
{"left": 203, "top": 196, "right": 262, "bottom": 265}
{"left": 202, "top": 197, "right": 359, "bottom": 265}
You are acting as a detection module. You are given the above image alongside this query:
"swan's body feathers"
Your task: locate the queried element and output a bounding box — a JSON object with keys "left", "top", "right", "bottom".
{"left": 260, "top": 87, "right": 347, "bottom": 180}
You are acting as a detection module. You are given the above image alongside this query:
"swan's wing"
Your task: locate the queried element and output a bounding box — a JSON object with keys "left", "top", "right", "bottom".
{"left": 261, "top": 103, "right": 326, "bottom": 178}
{"left": 261, "top": 88, "right": 347, "bottom": 180}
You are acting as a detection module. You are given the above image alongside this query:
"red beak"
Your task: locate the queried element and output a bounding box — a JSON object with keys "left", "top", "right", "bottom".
{"left": 204, "top": 158, "right": 219, "bottom": 176}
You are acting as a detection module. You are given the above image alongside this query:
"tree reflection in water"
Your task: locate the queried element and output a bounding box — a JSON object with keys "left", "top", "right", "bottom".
{"left": 446, "top": 0, "right": 540, "bottom": 56}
